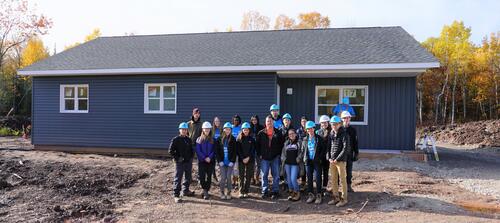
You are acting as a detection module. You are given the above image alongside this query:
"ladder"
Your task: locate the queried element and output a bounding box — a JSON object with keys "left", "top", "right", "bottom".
{"left": 416, "top": 134, "right": 440, "bottom": 161}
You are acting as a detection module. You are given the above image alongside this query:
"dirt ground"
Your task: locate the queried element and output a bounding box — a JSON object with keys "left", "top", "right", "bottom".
{"left": 1, "top": 137, "right": 499, "bottom": 222}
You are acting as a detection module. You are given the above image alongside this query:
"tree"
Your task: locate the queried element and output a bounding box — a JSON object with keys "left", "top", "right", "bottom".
{"left": 20, "top": 36, "right": 49, "bottom": 68}
{"left": 240, "top": 11, "right": 270, "bottom": 31}
{"left": 274, "top": 15, "right": 295, "bottom": 30}
{"left": 64, "top": 28, "right": 102, "bottom": 50}
{"left": 295, "top": 12, "right": 330, "bottom": 29}
{"left": 0, "top": 0, "right": 52, "bottom": 70}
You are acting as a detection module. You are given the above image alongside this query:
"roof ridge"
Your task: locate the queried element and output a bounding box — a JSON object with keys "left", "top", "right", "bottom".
{"left": 100, "top": 26, "right": 402, "bottom": 39}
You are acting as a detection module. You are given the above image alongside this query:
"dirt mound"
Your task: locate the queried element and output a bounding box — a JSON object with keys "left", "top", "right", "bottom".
{"left": 418, "top": 120, "right": 500, "bottom": 147}
{"left": 0, "top": 156, "right": 148, "bottom": 222}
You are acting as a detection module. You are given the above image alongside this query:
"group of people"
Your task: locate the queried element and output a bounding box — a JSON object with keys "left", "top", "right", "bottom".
{"left": 169, "top": 103, "right": 359, "bottom": 207}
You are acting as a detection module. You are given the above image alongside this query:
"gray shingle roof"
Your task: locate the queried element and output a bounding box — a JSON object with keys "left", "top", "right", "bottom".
{"left": 21, "top": 26, "right": 438, "bottom": 72}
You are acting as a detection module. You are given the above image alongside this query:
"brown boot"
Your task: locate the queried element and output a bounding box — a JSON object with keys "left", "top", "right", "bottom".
{"left": 292, "top": 191, "right": 301, "bottom": 201}
{"left": 287, "top": 190, "right": 293, "bottom": 200}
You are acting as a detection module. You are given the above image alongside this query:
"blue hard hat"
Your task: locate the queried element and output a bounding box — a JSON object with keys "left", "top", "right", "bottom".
{"left": 282, "top": 113, "right": 292, "bottom": 120}
{"left": 330, "top": 116, "right": 342, "bottom": 123}
{"left": 241, "top": 122, "right": 251, "bottom": 129}
{"left": 178, "top": 122, "right": 188, "bottom": 129}
{"left": 305, "top": 121, "right": 316, "bottom": 129}
{"left": 342, "top": 97, "right": 350, "bottom": 105}
{"left": 223, "top": 122, "right": 232, "bottom": 129}
{"left": 269, "top": 104, "right": 279, "bottom": 111}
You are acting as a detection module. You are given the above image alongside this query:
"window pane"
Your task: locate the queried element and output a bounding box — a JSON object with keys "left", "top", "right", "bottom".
{"left": 343, "top": 88, "right": 365, "bottom": 105}
{"left": 164, "top": 99, "right": 175, "bottom": 111}
{"left": 148, "top": 99, "right": 160, "bottom": 111}
{"left": 318, "top": 88, "right": 339, "bottom": 104}
{"left": 350, "top": 106, "right": 364, "bottom": 122}
{"left": 78, "top": 87, "right": 88, "bottom": 98}
{"left": 64, "top": 87, "right": 74, "bottom": 98}
{"left": 65, "top": 99, "right": 75, "bottom": 110}
{"left": 78, "top": 99, "right": 88, "bottom": 111}
{"left": 148, "top": 86, "right": 160, "bottom": 98}
{"left": 318, "top": 105, "right": 334, "bottom": 118}
{"left": 163, "top": 86, "right": 175, "bottom": 98}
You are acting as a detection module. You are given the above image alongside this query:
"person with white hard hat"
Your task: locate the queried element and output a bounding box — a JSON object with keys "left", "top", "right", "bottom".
{"left": 195, "top": 121, "right": 216, "bottom": 200}
{"left": 341, "top": 111, "right": 359, "bottom": 193}
{"left": 316, "top": 115, "right": 332, "bottom": 195}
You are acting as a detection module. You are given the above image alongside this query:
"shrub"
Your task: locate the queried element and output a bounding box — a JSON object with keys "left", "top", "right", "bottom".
{"left": 0, "top": 127, "right": 22, "bottom": 136}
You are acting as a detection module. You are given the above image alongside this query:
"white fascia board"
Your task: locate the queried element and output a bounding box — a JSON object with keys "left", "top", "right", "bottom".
{"left": 18, "top": 62, "right": 440, "bottom": 76}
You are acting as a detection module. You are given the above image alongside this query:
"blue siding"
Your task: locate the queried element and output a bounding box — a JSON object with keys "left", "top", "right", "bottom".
{"left": 278, "top": 77, "right": 416, "bottom": 150}
{"left": 32, "top": 73, "right": 276, "bottom": 149}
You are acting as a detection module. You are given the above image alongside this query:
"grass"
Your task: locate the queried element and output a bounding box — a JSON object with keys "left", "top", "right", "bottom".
{"left": 0, "top": 127, "right": 22, "bottom": 136}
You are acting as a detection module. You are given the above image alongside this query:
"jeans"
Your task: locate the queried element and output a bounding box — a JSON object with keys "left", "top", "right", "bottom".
{"left": 260, "top": 156, "right": 280, "bottom": 194}
{"left": 219, "top": 165, "right": 233, "bottom": 195}
{"left": 198, "top": 161, "right": 214, "bottom": 190}
{"left": 238, "top": 160, "right": 254, "bottom": 194}
{"left": 285, "top": 164, "right": 299, "bottom": 192}
{"left": 330, "top": 161, "right": 348, "bottom": 201}
{"left": 306, "top": 160, "right": 322, "bottom": 194}
{"left": 173, "top": 160, "right": 193, "bottom": 196}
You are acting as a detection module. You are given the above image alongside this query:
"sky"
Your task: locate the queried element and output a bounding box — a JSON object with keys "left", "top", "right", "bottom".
{"left": 30, "top": 0, "right": 500, "bottom": 53}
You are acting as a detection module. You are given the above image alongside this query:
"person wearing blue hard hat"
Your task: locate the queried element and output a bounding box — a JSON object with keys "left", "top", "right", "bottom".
{"left": 341, "top": 111, "right": 359, "bottom": 193}
{"left": 169, "top": 122, "right": 195, "bottom": 203}
{"left": 269, "top": 104, "right": 283, "bottom": 129}
{"left": 302, "top": 120, "right": 326, "bottom": 204}
{"left": 235, "top": 122, "right": 255, "bottom": 198}
{"left": 215, "top": 122, "right": 237, "bottom": 200}
{"left": 256, "top": 115, "right": 285, "bottom": 199}
{"left": 327, "top": 115, "right": 349, "bottom": 207}
{"left": 332, "top": 97, "right": 356, "bottom": 117}
{"left": 316, "top": 115, "right": 332, "bottom": 196}
{"left": 280, "top": 113, "right": 294, "bottom": 140}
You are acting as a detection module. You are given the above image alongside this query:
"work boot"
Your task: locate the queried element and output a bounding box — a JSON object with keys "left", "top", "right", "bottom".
{"left": 271, "top": 192, "right": 279, "bottom": 199}
{"left": 203, "top": 190, "right": 209, "bottom": 200}
{"left": 347, "top": 184, "right": 354, "bottom": 192}
{"left": 292, "top": 191, "right": 301, "bottom": 201}
{"left": 287, "top": 189, "right": 293, "bottom": 201}
{"left": 328, "top": 196, "right": 340, "bottom": 205}
{"left": 306, "top": 193, "right": 315, "bottom": 204}
{"left": 336, "top": 199, "right": 348, "bottom": 207}
{"left": 239, "top": 193, "right": 244, "bottom": 199}
{"left": 182, "top": 190, "right": 195, "bottom": 197}
{"left": 227, "top": 192, "right": 232, "bottom": 200}
{"left": 315, "top": 194, "right": 322, "bottom": 204}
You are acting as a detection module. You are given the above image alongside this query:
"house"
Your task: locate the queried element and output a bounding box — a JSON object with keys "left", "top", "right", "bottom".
{"left": 19, "top": 26, "right": 439, "bottom": 155}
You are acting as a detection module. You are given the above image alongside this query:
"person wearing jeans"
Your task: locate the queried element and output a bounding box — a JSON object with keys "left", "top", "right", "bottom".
{"left": 302, "top": 121, "right": 325, "bottom": 204}
{"left": 256, "top": 115, "right": 285, "bottom": 199}
{"left": 169, "top": 122, "right": 195, "bottom": 203}
{"left": 215, "top": 122, "right": 237, "bottom": 200}
{"left": 280, "top": 128, "right": 303, "bottom": 201}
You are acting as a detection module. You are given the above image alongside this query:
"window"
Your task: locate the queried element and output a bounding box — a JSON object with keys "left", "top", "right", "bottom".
{"left": 144, "top": 83, "right": 177, "bottom": 114}
{"left": 315, "top": 85, "right": 368, "bottom": 125}
{"left": 60, "top": 84, "right": 89, "bottom": 113}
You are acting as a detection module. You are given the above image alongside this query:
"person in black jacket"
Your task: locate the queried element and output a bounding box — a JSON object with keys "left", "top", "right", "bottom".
{"left": 327, "top": 116, "right": 349, "bottom": 207}
{"left": 316, "top": 115, "right": 332, "bottom": 195}
{"left": 236, "top": 122, "right": 255, "bottom": 198}
{"left": 169, "top": 122, "right": 195, "bottom": 203}
{"left": 215, "top": 122, "right": 237, "bottom": 200}
{"left": 256, "top": 115, "right": 285, "bottom": 199}
{"left": 341, "top": 111, "right": 359, "bottom": 193}
{"left": 250, "top": 115, "right": 264, "bottom": 185}
{"left": 302, "top": 121, "right": 325, "bottom": 204}
{"left": 280, "top": 128, "right": 303, "bottom": 201}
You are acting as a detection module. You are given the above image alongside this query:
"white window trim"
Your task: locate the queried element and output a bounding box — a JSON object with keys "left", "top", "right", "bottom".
{"left": 144, "top": 83, "right": 177, "bottom": 114}
{"left": 314, "top": 85, "right": 369, "bottom": 125}
{"left": 59, "top": 84, "right": 89, "bottom": 113}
